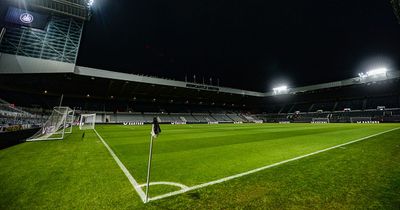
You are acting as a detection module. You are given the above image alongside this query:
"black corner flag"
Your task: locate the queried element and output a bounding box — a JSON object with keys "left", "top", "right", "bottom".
{"left": 151, "top": 117, "right": 161, "bottom": 138}
{"left": 146, "top": 117, "right": 161, "bottom": 202}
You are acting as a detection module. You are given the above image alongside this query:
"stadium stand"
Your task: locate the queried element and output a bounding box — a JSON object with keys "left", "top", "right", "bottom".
{"left": 310, "top": 101, "right": 336, "bottom": 112}
{"left": 0, "top": 99, "right": 46, "bottom": 132}
{"left": 335, "top": 99, "right": 364, "bottom": 111}
{"left": 0, "top": 62, "right": 399, "bottom": 126}
{"left": 226, "top": 113, "right": 246, "bottom": 122}
{"left": 366, "top": 95, "right": 399, "bottom": 109}
{"left": 192, "top": 113, "right": 217, "bottom": 123}
{"left": 291, "top": 103, "right": 314, "bottom": 112}
{"left": 211, "top": 114, "right": 233, "bottom": 122}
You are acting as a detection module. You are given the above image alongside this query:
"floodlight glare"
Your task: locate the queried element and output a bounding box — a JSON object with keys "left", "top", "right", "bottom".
{"left": 273, "top": 85, "right": 289, "bottom": 94}
{"left": 358, "top": 67, "right": 388, "bottom": 79}
{"left": 273, "top": 86, "right": 288, "bottom": 91}
{"left": 366, "top": 68, "right": 387, "bottom": 76}
{"left": 87, "top": 0, "right": 94, "bottom": 7}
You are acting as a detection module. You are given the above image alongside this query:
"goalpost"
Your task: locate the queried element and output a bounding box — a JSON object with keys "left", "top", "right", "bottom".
{"left": 311, "top": 118, "right": 330, "bottom": 123}
{"left": 80, "top": 114, "right": 96, "bottom": 130}
{"left": 65, "top": 108, "right": 75, "bottom": 134}
{"left": 27, "top": 107, "right": 73, "bottom": 141}
{"left": 350, "top": 117, "right": 375, "bottom": 123}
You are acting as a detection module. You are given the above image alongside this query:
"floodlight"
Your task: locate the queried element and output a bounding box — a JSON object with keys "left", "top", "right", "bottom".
{"left": 273, "top": 86, "right": 289, "bottom": 94}
{"left": 366, "top": 68, "right": 387, "bottom": 76}
{"left": 358, "top": 67, "right": 388, "bottom": 79}
{"left": 273, "top": 86, "right": 288, "bottom": 92}
{"left": 87, "top": 0, "right": 94, "bottom": 7}
{"left": 358, "top": 73, "right": 367, "bottom": 78}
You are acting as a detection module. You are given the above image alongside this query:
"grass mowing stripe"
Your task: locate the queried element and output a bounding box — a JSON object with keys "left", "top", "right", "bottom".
{"left": 0, "top": 124, "right": 398, "bottom": 209}
{"left": 93, "top": 129, "right": 146, "bottom": 202}
{"left": 148, "top": 127, "right": 400, "bottom": 202}
{"left": 95, "top": 124, "right": 398, "bottom": 196}
{"left": 0, "top": 129, "right": 146, "bottom": 209}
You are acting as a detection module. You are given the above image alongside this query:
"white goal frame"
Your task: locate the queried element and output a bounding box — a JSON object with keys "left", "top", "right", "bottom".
{"left": 80, "top": 114, "right": 96, "bottom": 130}
{"left": 350, "top": 117, "right": 372, "bottom": 123}
{"left": 65, "top": 108, "right": 75, "bottom": 134}
{"left": 27, "top": 106, "right": 73, "bottom": 141}
{"left": 311, "top": 117, "right": 330, "bottom": 123}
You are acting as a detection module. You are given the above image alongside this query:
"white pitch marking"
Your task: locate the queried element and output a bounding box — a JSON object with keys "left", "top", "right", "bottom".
{"left": 148, "top": 127, "right": 400, "bottom": 202}
{"left": 139, "top": 181, "right": 189, "bottom": 190}
{"left": 94, "top": 129, "right": 147, "bottom": 202}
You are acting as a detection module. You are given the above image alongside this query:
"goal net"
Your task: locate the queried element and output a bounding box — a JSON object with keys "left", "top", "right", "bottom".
{"left": 350, "top": 117, "right": 372, "bottom": 123}
{"left": 311, "top": 118, "right": 330, "bottom": 123}
{"left": 27, "top": 107, "right": 73, "bottom": 141}
{"left": 65, "top": 108, "right": 75, "bottom": 134}
{"left": 80, "top": 114, "right": 96, "bottom": 130}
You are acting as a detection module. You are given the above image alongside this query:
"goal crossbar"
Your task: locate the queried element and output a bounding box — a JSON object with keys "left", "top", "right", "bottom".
{"left": 80, "top": 113, "right": 96, "bottom": 130}
{"left": 65, "top": 108, "right": 75, "bottom": 134}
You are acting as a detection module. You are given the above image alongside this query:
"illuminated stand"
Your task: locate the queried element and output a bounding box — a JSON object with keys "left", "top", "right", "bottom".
{"left": 27, "top": 107, "right": 74, "bottom": 141}
{"left": 80, "top": 114, "right": 96, "bottom": 130}
{"left": 0, "top": 0, "right": 92, "bottom": 64}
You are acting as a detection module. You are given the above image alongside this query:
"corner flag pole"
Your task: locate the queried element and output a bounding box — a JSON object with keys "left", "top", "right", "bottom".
{"left": 145, "top": 117, "right": 161, "bottom": 203}
{"left": 145, "top": 134, "right": 154, "bottom": 203}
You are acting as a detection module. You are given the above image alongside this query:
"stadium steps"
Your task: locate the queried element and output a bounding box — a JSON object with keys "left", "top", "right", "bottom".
{"left": 226, "top": 114, "right": 235, "bottom": 122}
{"left": 209, "top": 115, "right": 218, "bottom": 122}
{"left": 308, "top": 104, "right": 315, "bottom": 112}
{"left": 0, "top": 98, "right": 35, "bottom": 117}
{"left": 288, "top": 104, "right": 296, "bottom": 113}
{"left": 278, "top": 105, "right": 286, "bottom": 114}
{"left": 362, "top": 99, "right": 368, "bottom": 110}
{"left": 333, "top": 101, "right": 338, "bottom": 111}
{"left": 180, "top": 116, "right": 187, "bottom": 122}
{"left": 235, "top": 113, "right": 248, "bottom": 122}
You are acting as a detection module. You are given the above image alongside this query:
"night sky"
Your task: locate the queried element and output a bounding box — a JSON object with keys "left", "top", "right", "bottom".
{"left": 77, "top": 0, "right": 400, "bottom": 91}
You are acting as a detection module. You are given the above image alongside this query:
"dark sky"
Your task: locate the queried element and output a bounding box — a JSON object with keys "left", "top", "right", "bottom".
{"left": 77, "top": 0, "right": 400, "bottom": 92}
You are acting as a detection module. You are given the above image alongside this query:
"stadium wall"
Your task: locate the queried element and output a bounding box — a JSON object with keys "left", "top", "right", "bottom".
{"left": 0, "top": 127, "right": 40, "bottom": 149}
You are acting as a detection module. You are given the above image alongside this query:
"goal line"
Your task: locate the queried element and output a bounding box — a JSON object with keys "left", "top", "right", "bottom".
{"left": 93, "top": 129, "right": 147, "bottom": 203}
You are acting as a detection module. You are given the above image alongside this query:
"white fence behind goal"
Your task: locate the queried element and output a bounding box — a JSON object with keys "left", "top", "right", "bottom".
{"left": 80, "top": 114, "right": 96, "bottom": 130}
{"left": 350, "top": 117, "right": 378, "bottom": 123}
{"left": 27, "top": 107, "right": 73, "bottom": 141}
{"left": 311, "top": 118, "right": 330, "bottom": 123}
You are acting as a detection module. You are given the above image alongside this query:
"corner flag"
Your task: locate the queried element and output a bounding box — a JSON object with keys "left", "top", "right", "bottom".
{"left": 145, "top": 117, "right": 161, "bottom": 202}
{"left": 150, "top": 117, "right": 161, "bottom": 138}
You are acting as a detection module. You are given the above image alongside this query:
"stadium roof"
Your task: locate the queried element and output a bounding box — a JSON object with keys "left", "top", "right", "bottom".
{"left": 6, "top": 0, "right": 92, "bottom": 20}
{"left": 392, "top": 0, "right": 400, "bottom": 23}
{"left": 1, "top": 53, "right": 400, "bottom": 99}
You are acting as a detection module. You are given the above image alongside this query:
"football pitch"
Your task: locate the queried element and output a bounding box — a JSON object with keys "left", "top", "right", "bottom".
{"left": 1, "top": 123, "right": 400, "bottom": 209}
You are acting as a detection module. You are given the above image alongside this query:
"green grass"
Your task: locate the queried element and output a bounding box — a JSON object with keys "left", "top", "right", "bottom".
{"left": 0, "top": 123, "right": 399, "bottom": 209}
